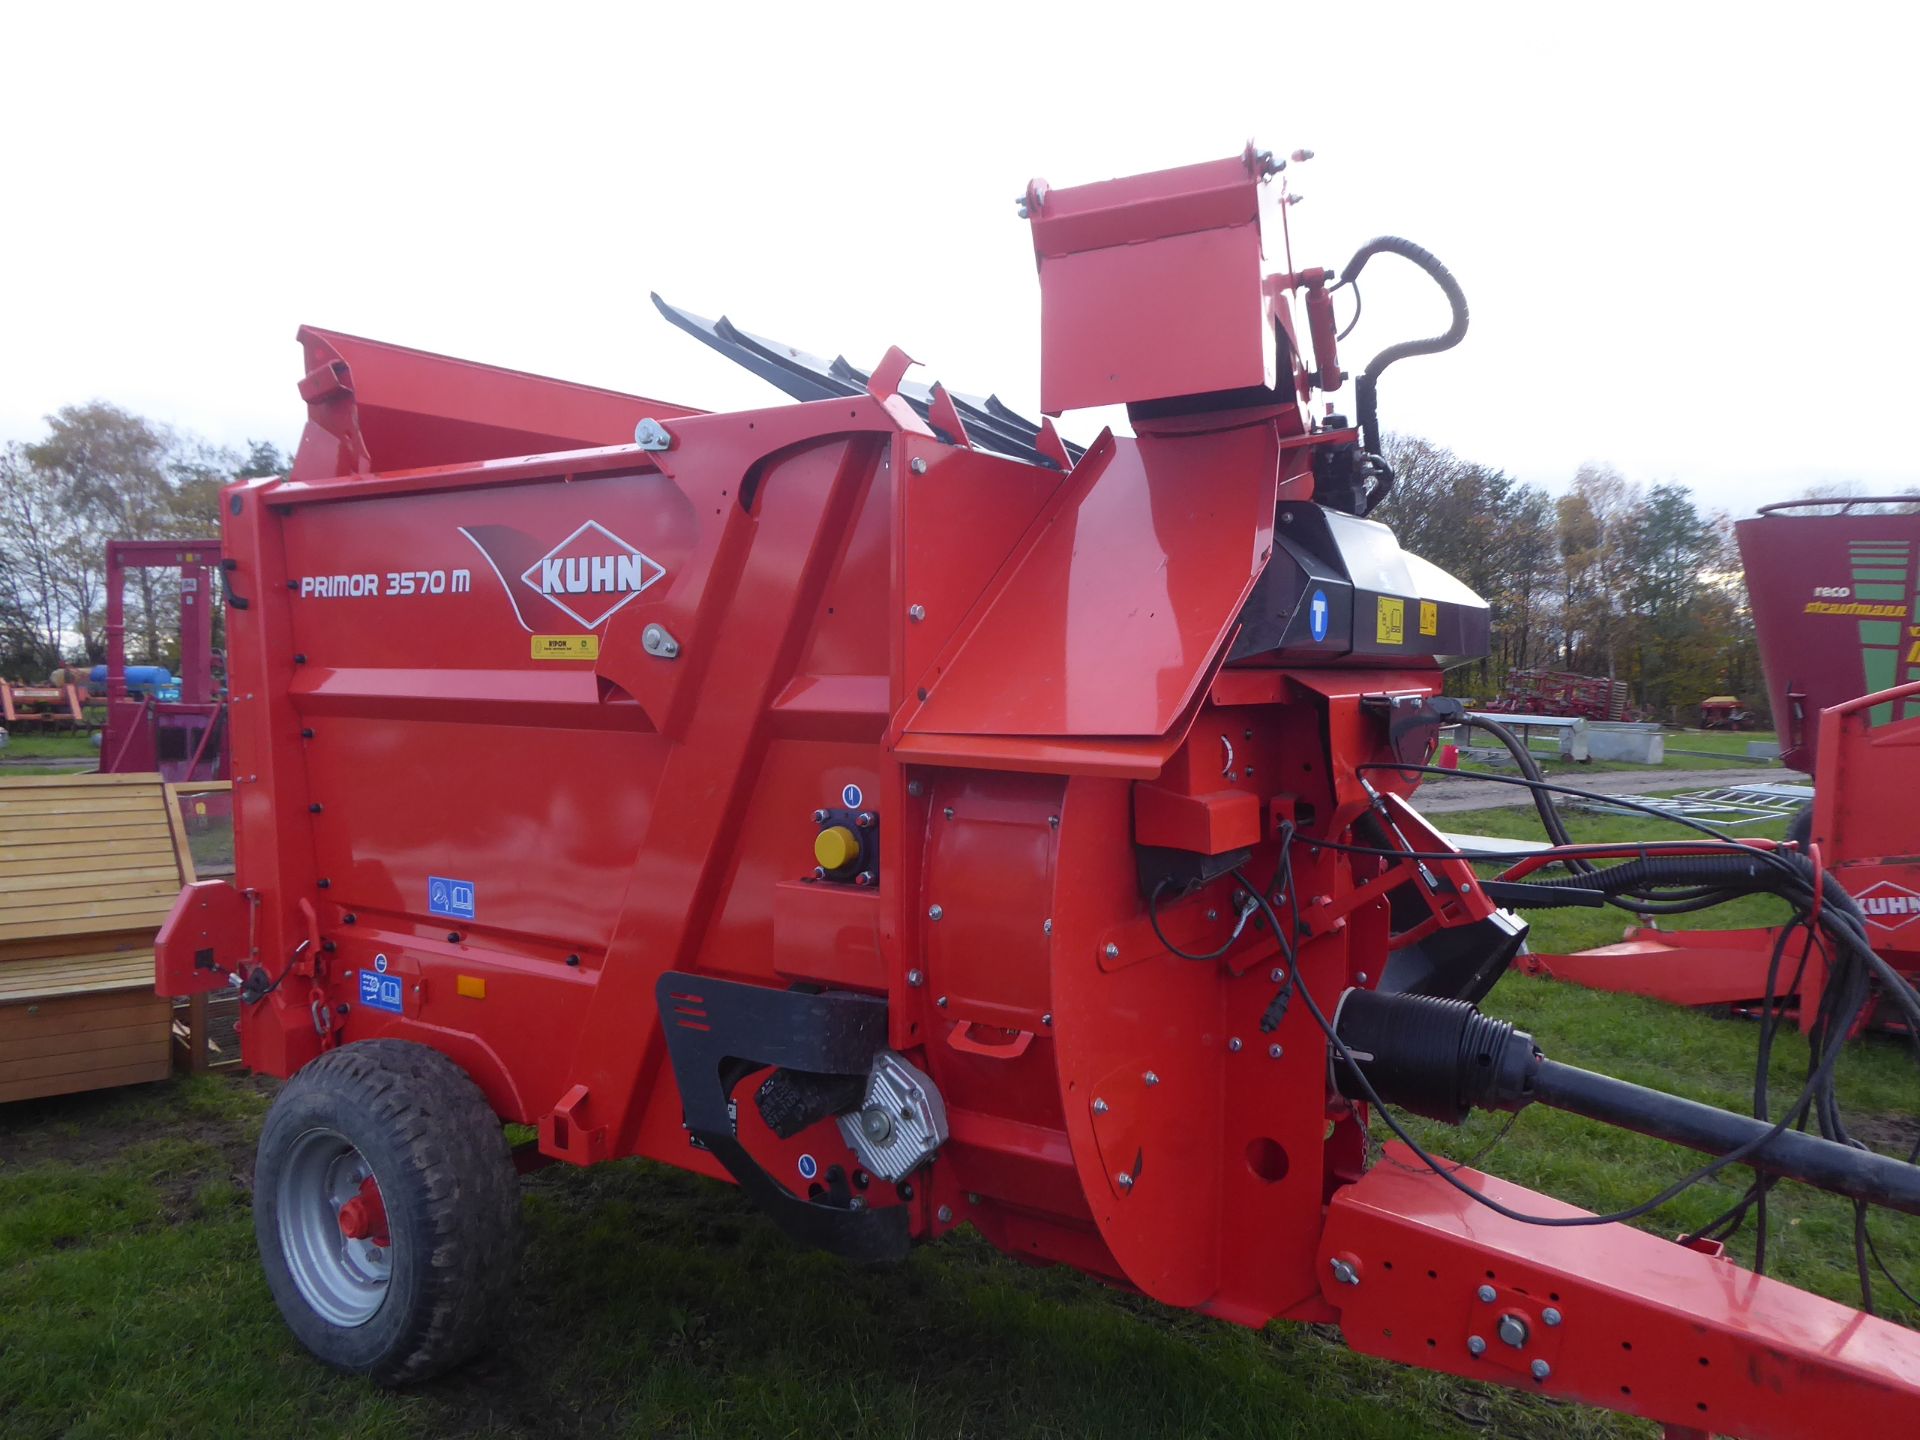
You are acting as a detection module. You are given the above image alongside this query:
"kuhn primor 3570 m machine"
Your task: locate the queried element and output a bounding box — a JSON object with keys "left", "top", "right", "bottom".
{"left": 157, "top": 148, "right": 1920, "bottom": 1436}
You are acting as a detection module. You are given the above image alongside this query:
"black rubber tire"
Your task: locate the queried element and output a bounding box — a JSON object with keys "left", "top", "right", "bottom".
{"left": 253, "top": 1039, "right": 521, "bottom": 1384}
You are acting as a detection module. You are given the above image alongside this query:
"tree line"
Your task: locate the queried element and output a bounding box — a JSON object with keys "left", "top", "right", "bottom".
{"left": 1373, "top": 435, "right": 1763, "bottom": 721}
{"left": 0, "top": 404, "right": 286, "bottom": 680}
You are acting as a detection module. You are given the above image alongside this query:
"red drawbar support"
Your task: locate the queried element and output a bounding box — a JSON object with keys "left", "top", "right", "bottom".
{"left": 540, "top": 1084, "right": 610, "bottom": 1165}
{"left": 155, "top": 880, "right": 250, "bottom": 998}
{"left": 1321, "top": 1146, "right": 1920, "bottom": 1438}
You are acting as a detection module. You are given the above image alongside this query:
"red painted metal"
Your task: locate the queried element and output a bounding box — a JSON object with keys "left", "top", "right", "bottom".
{"left": 337, "top": 1176, "right": 390, "bottom": 1247}
{"left": 99, "top": 538, "right": 227, "bottom": 783}
{"left": 1324, "top": 1145, "right": 1920, "bottom": 1439}
{"left": 0, "top": 679, "right": 85, "bottom": 730}
{"left": 1028, "top": 152, "right": 1275, "bottom": 414}
{"left": 1524, "top": 682, "right": 1920, "bottom": 1029}
{"left": 156, "top": 148, "right": 1920, "bottom": 1434}
{"left": 1738, "top": 501, "right": 1920, "bottom": 773}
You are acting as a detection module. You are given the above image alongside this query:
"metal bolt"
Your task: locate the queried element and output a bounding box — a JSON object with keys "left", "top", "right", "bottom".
{"left": 1530, "top": 1359, "right": 1551, "bottom": 1381}
{"left": 1498, "top": 1314, "right": 1530, "bottom": 1348}
{"left": 813, "top": 809, "right": 829, "bottom": 823}
{"left": 1228, "top": 1037, "right": 1243, "bottom": 1052}
{"left": 936, "top": 995, "right": 948, "bottom": 1007}
{"left": 908, "top": 604, "right": 926, "bottom": 622}
{"left": 1206, "top": 909, "right": 1219, "bottom": 922}
{"left": 1468, "top": 1335, "right": 1487, "bottom": 1357}
{"left": 936, "top": 1204, "right": 952, "bottom": 1223}
{"left": 1104, "top": 942, "right": 1120, "bottom": 959}
{"left": 1355, "top": 972, "right": 1369, "bottom": 984}
{"left": 1268, "top": 1043, "right": 1284, "bottom": 1059}
{"left": 813, "top": 866, "right": 827, "bottom": 879}
{"left": 1270, "top": 967, "right": 1285, "bottom": 983}
{"left": 1330, "top": 1258, "right": 1359, "bottom": 1286}
{"left": 928, "top": 904, "right": 943, "bottom": 921}
{"left": 860, "top": 1107, "right": 894, "bottom": 1142}
{"left": 848, "top": 1195, "right": 866, "bottom": 1211}
{"left": 1093, "top": 1098, "right": 1109, "bottom": 1113}
{"left": 855, "top": 812, "right": 874, "bottom": 828}
{"left": 1048, "top": 815, "right": 1059, "bottom": 828}
{"left": 907, "top": 780, "right": 924, "bottom": 797}
{"left": 1116, "top": 1171, "right": 1134, "bottom": 1189}
{"left": 1043, "top": 918, "right": 1053, "bottom": 934}
{"left": 1041, "top": 1012, "right": 1053, "bottom": 1026}
{"left": 910, "top": 457, "right": 928, "bottom": 475}
{"left": 1477, "top": 1284, "right": 1497, "bottom": 1303}
{"left": 967, "top": 1192, "right": 980, "bottom": 1205}
{"left": 907, "top": 968, "right": 924, "bottom": 987}
{"left": 943, "top": 806, "right": 954, "bottom": 819}
{"left": 1461, "top": 881, "right": 1474, "bottom": 893}
{"left": 1143, "top": 1071, "right": 1159, "bottom": 1086}
{"left": 1542, "top": 1307, "right": 1562, "bottom": 1327}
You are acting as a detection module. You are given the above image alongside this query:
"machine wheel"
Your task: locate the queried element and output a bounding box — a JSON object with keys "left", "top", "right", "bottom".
{"left": 253, "top": 1039, "right": 521, "bottom": 1383}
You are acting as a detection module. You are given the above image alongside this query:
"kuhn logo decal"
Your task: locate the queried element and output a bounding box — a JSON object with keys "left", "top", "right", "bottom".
{"left": 1856, "top": 881, "right": 1920, "bottom": 931}
{"left": 459, "top": 520, "right": 666, "bottom": 633}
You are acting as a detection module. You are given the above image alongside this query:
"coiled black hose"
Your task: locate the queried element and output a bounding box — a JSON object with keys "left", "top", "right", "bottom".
{"left": 1338, "top": 236, "right": 1470, "bottom": 513}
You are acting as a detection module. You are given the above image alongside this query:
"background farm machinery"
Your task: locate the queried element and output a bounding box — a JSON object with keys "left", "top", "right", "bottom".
{"left": 155, "top": 148, "right": 1920, "bottom": 1436}
{"left": 1524, "top": 501, "right": 1920, "bottom": 1027}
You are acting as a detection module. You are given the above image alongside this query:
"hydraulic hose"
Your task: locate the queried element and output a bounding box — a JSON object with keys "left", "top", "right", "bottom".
{"left": 1456, "top": 714, "right": 1589, "bottom": 870}
{"left": 1338, "top": 236, "right": 1469, "bottom": 513}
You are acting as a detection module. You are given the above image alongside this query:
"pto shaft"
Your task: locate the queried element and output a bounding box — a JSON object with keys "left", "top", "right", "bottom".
{"left": 1332, "top": 988, "right": 1920, "bottom": 1218}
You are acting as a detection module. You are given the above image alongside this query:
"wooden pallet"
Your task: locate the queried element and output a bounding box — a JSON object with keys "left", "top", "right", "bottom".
{"left": 0, "top": 774, "right": 185, "bottom": 1103}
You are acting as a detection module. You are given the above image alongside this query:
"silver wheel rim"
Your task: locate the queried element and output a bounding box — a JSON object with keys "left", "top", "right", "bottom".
{"left": 277, "top": 1126, "right": 391, "bottom": 1327}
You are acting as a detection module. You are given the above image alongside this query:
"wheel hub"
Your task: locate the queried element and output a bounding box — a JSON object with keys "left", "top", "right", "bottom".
{"left": 277, "top": 1127, "right": 392, "bottom": 1327}
{"left": 337, "top": 1176, "right": 390, "bottom": 1246}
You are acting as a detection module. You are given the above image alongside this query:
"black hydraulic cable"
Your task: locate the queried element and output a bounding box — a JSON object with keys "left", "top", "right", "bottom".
{"left": 1334, "top": 279, "right": 1364, "bottom": 342}
{"left": 1453, "top": 714, "right": 1592, "bottom": 870}
{"left": 1232, "top": 841, "right": 1869, "bottom": 1229}
{"left": 1319, "top": 761, "right": 1920, "bottom": 1303}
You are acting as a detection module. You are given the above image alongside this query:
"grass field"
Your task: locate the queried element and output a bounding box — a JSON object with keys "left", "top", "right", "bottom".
{"left": 1454, "top": 727, "right": 1779, "bottom": 778}
{"left": 2, "top": 787, "right": 1914, "bottom": 1440}
{"left": 0, "top": 730, "right": 100, "bottom": 775}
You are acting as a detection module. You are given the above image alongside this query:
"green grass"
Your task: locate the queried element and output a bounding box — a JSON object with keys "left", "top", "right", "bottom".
{"left": 1664, "top": 727, "right": 1777, "bottom": 757}
{"left": 1, "top": 733, "right": 98, "bottom": 759}
{"left": 1453, "top": 727, "right": 1780, "bottom": 778}
{"left": 3, "top": 796, "right": 1914, "bottom": 1440}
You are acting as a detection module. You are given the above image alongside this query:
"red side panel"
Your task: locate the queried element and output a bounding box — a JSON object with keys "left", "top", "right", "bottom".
{"left": 1736, "top": 509, "right": 1920, "bottom": 772}
{"left": 900, "top": 425, "right": 1280, "bottom": 739}
{"left": 290, "top": 325, "right": 703, "bottom": 482}
{"left": 1030, "top": 153, "right": 1271, "bottom": 414}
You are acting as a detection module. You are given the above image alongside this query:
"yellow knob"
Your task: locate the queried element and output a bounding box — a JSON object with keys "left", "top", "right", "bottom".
{"left": 814, "top": 825, "right": 860, "bottom": 871}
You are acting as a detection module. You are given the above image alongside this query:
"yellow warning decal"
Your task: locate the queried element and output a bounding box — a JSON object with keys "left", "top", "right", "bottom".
{"left": 1419, "top": 600, "right": 1438, "bottom": 637}
{"left": 1376, "top": 597, "right": 1405, "bottom": 646}
{"left": 532, "top": 635, "right": 600, "bottom": 661}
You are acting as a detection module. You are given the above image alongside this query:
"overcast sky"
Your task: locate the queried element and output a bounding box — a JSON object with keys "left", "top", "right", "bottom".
{"left": 3, "top": 2, "right": 1913, "bottom": 514}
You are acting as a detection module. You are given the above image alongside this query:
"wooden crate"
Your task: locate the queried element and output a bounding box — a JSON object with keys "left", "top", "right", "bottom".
{"left": 0, "top": 774, "right": 184, "bottom": 1103}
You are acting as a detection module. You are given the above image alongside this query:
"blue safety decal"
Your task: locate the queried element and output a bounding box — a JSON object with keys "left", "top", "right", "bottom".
{"left": 428, "top": 875, "right": 476, "bottom": 921}
{"left": 1309, "top": 590, "right": 1330, "bottom": 643}
{"left": 797, "top": 1153, "right": 819, "bottom": 1181}
{"left": 360, "top": 969, "right": 404, "bottom": 1014}
{"left": 840, "top": 783, "right": 863, "bottom": 809}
